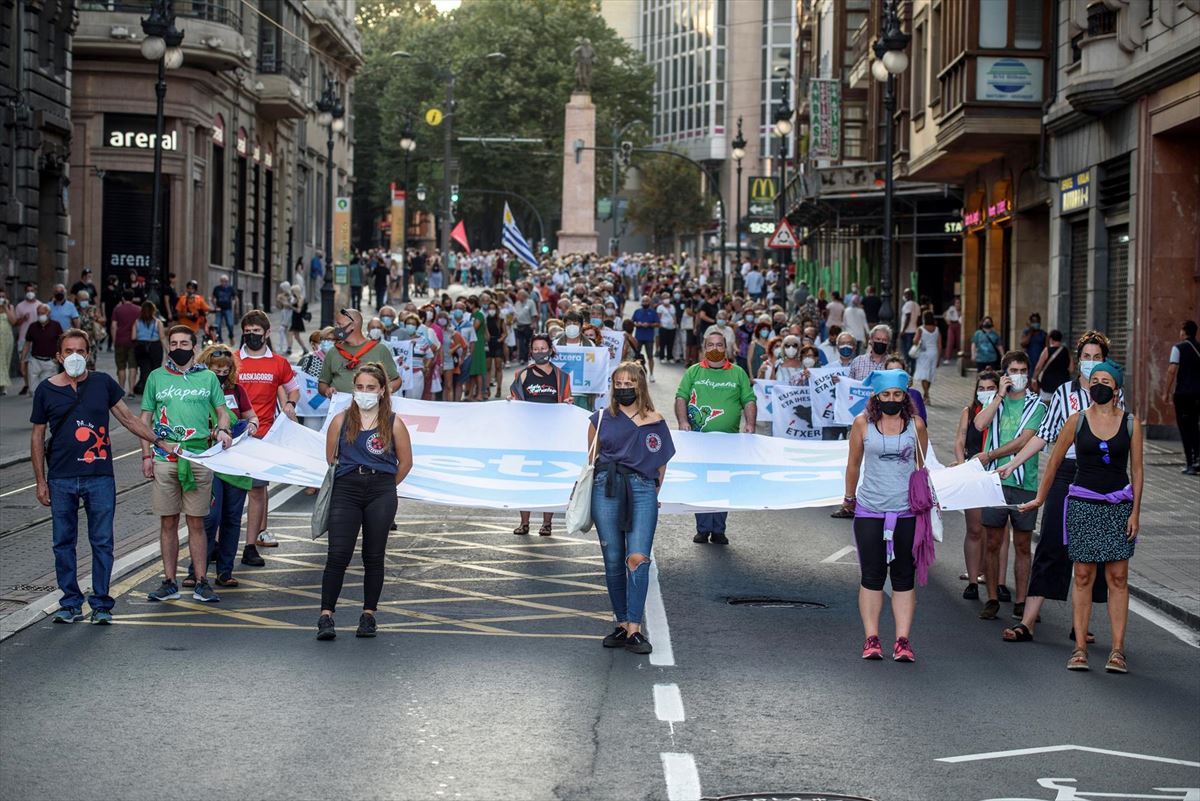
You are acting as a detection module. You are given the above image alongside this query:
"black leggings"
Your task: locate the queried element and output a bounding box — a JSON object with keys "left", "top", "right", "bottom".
{"left": 1175, "top": 393, "right": 1200, "bottom": 468}
{"left": 657, "top": 329, "right": 676, "bottom": 360}
{"left": 854, "top": 516, "right": 917, "bottom": 592}
{"left": 321, "top": 472, "right": 397, "bottom": 613}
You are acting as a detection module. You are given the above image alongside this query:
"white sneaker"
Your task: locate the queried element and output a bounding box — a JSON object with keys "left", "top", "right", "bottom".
{"left": 649, "top": 374, "right": 656, "bottom": 383}
{"left": 256, "top": 531, "right": 279, "bottom": 548}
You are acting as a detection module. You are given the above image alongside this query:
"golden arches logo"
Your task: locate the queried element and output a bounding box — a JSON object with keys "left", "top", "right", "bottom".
{"left": 749, "top": 177, "right": 777, "bottom": 203}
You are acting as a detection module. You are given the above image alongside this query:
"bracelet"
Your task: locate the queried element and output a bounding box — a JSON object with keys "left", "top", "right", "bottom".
{"left": 285, "top": 400, "right": 296, "bottom": 407}
{"left": 143, "top": 454, "right": 153, "bottom": 460}
{"left": 843, "top": 495, "right": 856, "bottom": 503}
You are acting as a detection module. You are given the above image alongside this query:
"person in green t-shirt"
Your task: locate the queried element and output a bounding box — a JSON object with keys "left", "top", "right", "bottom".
{"left": 318, "top": 308, "right": 401, "bottom": 395}
{"left": 139, "top": 325, "right": 233, "bottom": 604}
{"left": 674, "top": 329, "right": 757, "bottom": 545}
{"left": 972, "top": 350, "right": 1047, "bottom": 621}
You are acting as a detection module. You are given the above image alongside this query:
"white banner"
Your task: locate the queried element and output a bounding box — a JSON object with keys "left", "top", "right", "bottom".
{"left": 599, "top": 328, "right": 624, "bottom": 371}
{"left": 808, "top": 366, "right": 848, "bottom": 428}
{"left": 770, "top": 384, "right": 821, "bottom": 440}
{"left": 834, "top": 376, "right": 872, "bottom": 425}
{"left": 182, "top": 398, "right": 849, "bottom": 513}
{"left": 295, "top": 372, "right": 329, "bottom": 418}
{"left": 753, "top": 378, "right": 785, "bottom": 422}
{"left": 381, "top": 338, "right": 416, "bottom": 391}
{"left": 929, "top": 458, "right": 1006, "bottom": 511}
{"left": 551, "top": 345, "right": 610, "bottom": 395}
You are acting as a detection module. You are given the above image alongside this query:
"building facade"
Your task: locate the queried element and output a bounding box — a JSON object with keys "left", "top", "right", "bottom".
{"left": 69, "top": 0, "right": 361, "bottom": 313}
{"left": 1, "top": 0, "right": 75, "bottom": 295}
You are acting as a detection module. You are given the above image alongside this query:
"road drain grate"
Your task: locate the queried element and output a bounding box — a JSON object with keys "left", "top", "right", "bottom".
{"left": 725, "top": 597, "right": 828, "bottom": 609}
{"left": 704, "top": 793, "right": 877, "bottom": 801}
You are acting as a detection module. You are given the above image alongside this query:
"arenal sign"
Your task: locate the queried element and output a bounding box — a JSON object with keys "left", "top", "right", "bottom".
{"left": 748, "top": 176, "right": 778, "bottom": 219}
{"left": 104, "top": 114, "right": 178, "bottom": 151}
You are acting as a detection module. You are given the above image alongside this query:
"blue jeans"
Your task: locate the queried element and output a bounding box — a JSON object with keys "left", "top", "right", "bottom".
{"left": 215, "top": 308, "right": 235, "bottom": 341}
{"left": 49, "top": 476, "right": 116, "bottom": 611}
{"left": 694, "top": 512, "right": 727, "bottom": 535}
{"left": 592, "top": 469, "right": 659, "bottom": 625}
{"left": 197, "top": 475, "right": 247, "bottom": 577}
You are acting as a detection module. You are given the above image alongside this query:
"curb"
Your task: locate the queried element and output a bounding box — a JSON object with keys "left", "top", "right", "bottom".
{"left": 1128, "top": 583, "right": 1200, "bottom": 632}
{"left": 0, "top": 483, "right": 303, "bottom": 642}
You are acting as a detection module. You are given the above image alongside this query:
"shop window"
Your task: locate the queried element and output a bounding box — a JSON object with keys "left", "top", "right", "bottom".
{"left": 978, "top": 0, "right": 1043, "bottom": 49}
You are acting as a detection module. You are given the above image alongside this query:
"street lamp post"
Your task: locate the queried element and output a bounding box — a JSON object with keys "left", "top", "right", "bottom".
{"left": 773, "top": 83, "right": 794, "bottom": 301}
{"left": 872, "top": 0, "right": 910, "bottom": 326}
{"left": 399, "top": 125, "right": 416, "bottom": 303}
{"left": 316, "top": 77, "right": 345, "bottom": 327}
{"left": 140, "top": 0, "right": 184, "bottom": 307}
{"left": 731, "top": 117, "right": 746, "bottom": 288}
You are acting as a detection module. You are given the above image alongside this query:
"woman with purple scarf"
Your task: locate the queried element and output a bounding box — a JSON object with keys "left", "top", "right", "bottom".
{"left": 1021, "top": 360, "right": 1142, "bottom": 674}
{"left": 843, "top": 368, "right": 933, "bottom": 663}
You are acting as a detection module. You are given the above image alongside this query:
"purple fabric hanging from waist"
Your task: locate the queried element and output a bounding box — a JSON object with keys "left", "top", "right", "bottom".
{"left": 1062, "top": 483, "right": 1135, "bottom": 544}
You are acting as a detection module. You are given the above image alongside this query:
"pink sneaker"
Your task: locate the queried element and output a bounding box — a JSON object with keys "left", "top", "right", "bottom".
{"left": 861, "top": 635, "right": 883, "bottom": 660}
{"left": 893, "top": 637, "right": 915, "bottom": 662}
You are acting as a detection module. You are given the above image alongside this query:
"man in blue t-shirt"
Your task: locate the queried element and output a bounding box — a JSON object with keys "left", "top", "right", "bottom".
{"left": 31, "top": 328, "right": 161, "bottom": 624}
{"left": 631, "top": 295, "right": 660, "bottom": 382}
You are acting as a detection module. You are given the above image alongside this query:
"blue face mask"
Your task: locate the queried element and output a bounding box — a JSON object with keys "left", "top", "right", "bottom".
{"left": 319, "top": 341, "right": 334, "bottom": 353}
{"left": 839, "top": 345, "right": 855, "bottom": 358}
{"left": 590, "top": 317, "right": 602, "bottom": 327}
{"left": 404, "top": 324, "right": 417, "bottom": 334}
{"left": 453, "top": 309, "right": 464, "bottom": 320}
{"left": 381, "top": 316, "right": 394, "bottom": 327}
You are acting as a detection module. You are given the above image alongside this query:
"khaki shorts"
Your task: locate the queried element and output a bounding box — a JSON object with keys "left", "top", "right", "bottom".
{"left": 115, "top": 344, "right": 135, "bottom": 370}
{"left": 152, "top": 459, "right": 213, "bottom": 518}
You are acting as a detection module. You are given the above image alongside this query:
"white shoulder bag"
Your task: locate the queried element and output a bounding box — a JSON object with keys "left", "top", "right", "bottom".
{"left": 565, "top": 411, "right": 604, "bottom": 535}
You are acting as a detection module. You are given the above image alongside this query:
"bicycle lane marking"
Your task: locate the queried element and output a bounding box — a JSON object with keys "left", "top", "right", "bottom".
{"left": 936, "top": 744, "right": 1200, "bottom": 767}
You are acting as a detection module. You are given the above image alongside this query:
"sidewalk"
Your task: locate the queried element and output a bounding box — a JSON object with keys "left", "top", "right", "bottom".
{"left": 922, "top": 363, "right": 1200, "bottom": 628}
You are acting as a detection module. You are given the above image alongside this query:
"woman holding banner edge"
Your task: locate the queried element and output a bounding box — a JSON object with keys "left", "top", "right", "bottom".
{"left": 510, "top": 333, "right": 574, "bottom": 536}
{"left": 588, "top": 361, "right": 675, "bottom": 655}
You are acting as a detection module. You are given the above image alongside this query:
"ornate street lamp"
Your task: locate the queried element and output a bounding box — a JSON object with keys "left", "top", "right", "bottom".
{"left": 316, "top": 77, "right": 345, "bottom": 327}
{"left": 140, "top": 0, "right": 184, "bottom": 306}
{"left": 731, "top": 116, "right": 747, "bottom": 287}
{"left": 773, "top": 79, "right": 793, "bottom": 297}
{"left": 872, "top": 0, "right": 910, "bottom": 326}
{"left": 399, "top": 124, "right": 417, "bottom": 303}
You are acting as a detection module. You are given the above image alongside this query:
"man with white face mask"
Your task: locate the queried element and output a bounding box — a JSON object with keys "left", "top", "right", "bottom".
{"left": 22, "top": 303, "right": 63, "bottom": 388}
{"left": 30, "top": 329, "right": 160, "bottom": 624}
{"left": 972, "top": 350, "right": 1046, "bottom": 622}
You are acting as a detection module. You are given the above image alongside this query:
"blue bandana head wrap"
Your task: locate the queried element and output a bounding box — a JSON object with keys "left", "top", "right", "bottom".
{"left": 865, "top": 368, "right": 910, "bottom": 396}
{"left": 1090, "top": 359, "right": 1123, "bottom": 388}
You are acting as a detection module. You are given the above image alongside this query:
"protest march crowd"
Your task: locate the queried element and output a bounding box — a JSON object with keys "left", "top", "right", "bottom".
{"left": 13, "top": 246, "right": 1200, "bottom": 673}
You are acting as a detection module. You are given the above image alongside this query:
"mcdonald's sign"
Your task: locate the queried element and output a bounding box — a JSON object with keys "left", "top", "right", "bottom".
{"left": 747, "top": 176, "right": 777, "bottom": 220}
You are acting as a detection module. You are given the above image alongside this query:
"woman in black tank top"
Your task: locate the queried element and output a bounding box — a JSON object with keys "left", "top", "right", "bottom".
{"left": 1035, "top": 331, "right": 1071, "bottom": 397}
{"left": 954, "top": 370, "right": 999, "bottom": 599}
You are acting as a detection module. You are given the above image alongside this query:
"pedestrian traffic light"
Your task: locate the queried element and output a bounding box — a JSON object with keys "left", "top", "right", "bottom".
{"left": 450, "top": 184, "right": 460, "bottom": 203}
{"left": 540, "top": 242, "right": 550, "bottom": 254}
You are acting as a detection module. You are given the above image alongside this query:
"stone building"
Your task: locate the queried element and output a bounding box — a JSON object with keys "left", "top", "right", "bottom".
{"left": 69, "top": 0, "right": 361, "bottom": 313}
{"left": 1, "top": 0, "right": 75, "bottom": 295}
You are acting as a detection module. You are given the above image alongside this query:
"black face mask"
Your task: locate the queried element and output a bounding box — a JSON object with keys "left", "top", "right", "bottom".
{"left": 878, "top": 399, "right": 904, "bottom": 416}
{"left": 613, "top": 388, "right": 638, "bottom": 407}
{"left": 1089, "top": 384, "right": 1115, "bottom": 405}
{"left": 531, "top": 352, "right": 551, "bottom": 365}
{"left": 216, "top": 373, "right": 230, "bottom": 387}
{"left": 168, "top": 348, "right": 193, "bottom": 367}
{"left": 871, "top": 341, "right": 888, "bottom": 355}
{"left": 54, "top": 292, "right": 65, "bottom": 301}
{"left": 243, "top": 332, "right": 265, "bottom": 351}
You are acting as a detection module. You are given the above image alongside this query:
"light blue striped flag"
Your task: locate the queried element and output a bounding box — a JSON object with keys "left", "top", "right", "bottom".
{"left": 501, "top": 203, "right": 539, "bottom": 269}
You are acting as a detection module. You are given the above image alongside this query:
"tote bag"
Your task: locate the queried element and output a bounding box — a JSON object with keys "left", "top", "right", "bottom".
{"left": 311, "top": 420, "right": 344, "bottom": 540}
{"left": 565, "top": 411, "right": 604, "bottom": 535}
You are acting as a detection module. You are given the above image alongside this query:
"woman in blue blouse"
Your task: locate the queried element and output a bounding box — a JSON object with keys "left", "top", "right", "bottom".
{"left": 587, "top": 361, "right": 676, "bottom": 655}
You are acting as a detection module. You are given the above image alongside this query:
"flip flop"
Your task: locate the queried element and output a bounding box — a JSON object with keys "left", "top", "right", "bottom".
{"left": 1003, "top": 623, "right": 1033, "bottom": 642}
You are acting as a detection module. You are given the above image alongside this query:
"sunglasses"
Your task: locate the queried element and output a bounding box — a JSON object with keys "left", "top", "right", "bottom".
{"left": 1099, "top": 440, "right": 1111, "bottom": 465}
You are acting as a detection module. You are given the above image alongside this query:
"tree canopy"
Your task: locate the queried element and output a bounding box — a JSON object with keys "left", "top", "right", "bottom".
{"left": 352, "top": 0, "right": 654, "bottom": 251}
{"left": 625, "top": 152, "right": 716, "bottom": 253}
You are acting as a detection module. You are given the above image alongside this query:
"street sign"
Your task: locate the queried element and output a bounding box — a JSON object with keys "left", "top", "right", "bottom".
{"left": 766, "top": 219, "right": 798, "bottom": 249}
{"left": 425, "top": 108, "right": 444, "bottom": 126}
{"left": 747, "top": 175, "right": 777, "bottom": 219}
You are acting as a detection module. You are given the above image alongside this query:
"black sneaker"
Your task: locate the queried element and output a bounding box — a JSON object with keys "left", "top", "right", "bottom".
{"left": 624, "top": 631, "right": 653, "bottom": 655}
{"left": 997, "top": 584, "right": 1012, "bottom": 603}
{"left": 241, "top": 544, "right": 266, "bottom": 567}
{"left": 962, "top": 583, "right": 979, "bottom": 600}
{"left": 316, "top": 614, "right": 336, "bottom": 641}
{"left": 710, "top": 533, "right": 729, "bottom": 545}
{"left": 147, "top": 579, "right": 180, "bottom": 602}
{"left": 692, "top": 532, "right": 710, "bottom": 544}
{"left": 1011, "top": 602, "right": 1025, "bottom": 620}
{"left": 355, "top": 613, "right": 377, "bottom": 638}
{"left": 602, "top": 626, "right": 629, "bottom": 648}
{"left": 192, "top": 579, "right": 220, "bottom": 603}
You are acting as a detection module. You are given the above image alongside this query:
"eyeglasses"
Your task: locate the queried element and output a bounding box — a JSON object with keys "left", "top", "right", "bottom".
{"left": 1099, "top": 440, "right": 1111, "bottom": 465}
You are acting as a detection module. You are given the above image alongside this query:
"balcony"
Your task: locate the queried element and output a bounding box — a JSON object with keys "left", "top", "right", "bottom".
{"left": 76, "top": 0, "right": 246, "bottom": 72}
{"left": 847, "top": 18, "right": 870, "bottom": 90}
{"left": 256, "top": 61, "right": 307, "bottom": 120}
{"left": 305, "top": 0, "right": 364, "bottom": 66}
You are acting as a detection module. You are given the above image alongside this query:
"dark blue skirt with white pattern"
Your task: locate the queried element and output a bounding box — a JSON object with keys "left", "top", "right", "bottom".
{"left": 1066, "top": 497, "right": 1136, "bottom": 563}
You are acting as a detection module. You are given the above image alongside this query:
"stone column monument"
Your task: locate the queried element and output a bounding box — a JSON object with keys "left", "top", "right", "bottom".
{"left": 557, "top": 38, "right": 599, "bottom": 255}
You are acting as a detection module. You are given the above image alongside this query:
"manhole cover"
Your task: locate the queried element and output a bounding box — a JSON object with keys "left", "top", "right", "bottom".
{"left": 725, "top": 597, "right": 828, "bottom": 609}
{"left": 705, "top": 794, "right": 876, "bottom": 801}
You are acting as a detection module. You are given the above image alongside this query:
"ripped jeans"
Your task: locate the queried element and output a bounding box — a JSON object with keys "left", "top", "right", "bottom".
{"left": 592, "top": 466, "right": 659, "bottom": 625}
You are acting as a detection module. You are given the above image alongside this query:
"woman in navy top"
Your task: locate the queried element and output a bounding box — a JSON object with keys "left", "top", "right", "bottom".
{"left": 317, "top": 363, "right": 413, "bottom": 641}
{"left": 588, "top": 361, "right": 676, "bottom": 655}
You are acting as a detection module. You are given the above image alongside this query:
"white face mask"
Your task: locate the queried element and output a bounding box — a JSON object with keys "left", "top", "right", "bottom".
{"left": 1009, "top": 374, "right": 1028, "bottom": 392}
{"left": 353, "top": 391, "right": 380, "bottom": 411}
{"left": 368, "top": 329, "right": 383, "bottom": 341}
{"left": 773, "top": 347, "right": 783, "bottom": 358}
{"left": 977, "top": 390, "right": 996, "bottom": 406}
{"left": 25, "top": 292, "right": 35, "bottom": 301}
{"left": 565, "top": 324, "right": 581, "bottom": 339}
{"left": 37, "top": 314, "right": 48, "bottom": 324}
{"left": 1079, "top": 359, "right": 1100, "bottom": 379}
{"left": 801, "top": 357, "right": 816, "bottom": 368}
{"left": 79, "top": 300, "right": 90, "bottom": 309}
{"left": 62, "top": 353, "right": 87, "bottom": 378}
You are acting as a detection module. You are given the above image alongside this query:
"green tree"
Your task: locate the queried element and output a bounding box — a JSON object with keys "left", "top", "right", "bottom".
{"left": 353, "top": 0, "right": 653, "bottom": 250}
{"left": 625, "top": 152, "right": 715, "bottom": 253}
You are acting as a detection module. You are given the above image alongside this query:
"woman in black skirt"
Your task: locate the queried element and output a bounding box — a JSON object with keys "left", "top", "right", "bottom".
{"left": 1021, "top": 359, "right": 1142, "bottom": 673}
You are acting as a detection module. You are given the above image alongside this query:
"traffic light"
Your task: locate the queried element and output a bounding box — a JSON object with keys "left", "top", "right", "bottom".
{"left": 449, "top": 184, "right": 460, "bottom": 203}
{"left": 540, "top": 241, "right": 550, "bottom": 254}
{"left": 620, "top": 140, "right": 633, "bottom": 166}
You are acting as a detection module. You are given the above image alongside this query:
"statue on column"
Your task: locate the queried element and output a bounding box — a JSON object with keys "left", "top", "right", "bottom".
{"left": 572, "top": 36, "right": 595, "bottom": 93}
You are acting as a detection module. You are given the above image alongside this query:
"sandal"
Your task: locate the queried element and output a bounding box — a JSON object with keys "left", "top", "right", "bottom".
{"left": 512, "top": 524, "right": 530, "bottom": 536}
{"left": 538, "top": 522, "right": 553, "bottom": 537}
{"left": 181, "top": 575, "right": 197, "bottom": 588}
{"left": 1068, "top": 628, "right": 1097, "bottom": 644}
{"left": 1066, "top": 649, "right": 1089, "bottom": 671}
{"left": 1003, "top": 623, "right": 1034, "bottom": 642}
{"left": 1105, "top": 650, "right": 1128, "bottom": 674}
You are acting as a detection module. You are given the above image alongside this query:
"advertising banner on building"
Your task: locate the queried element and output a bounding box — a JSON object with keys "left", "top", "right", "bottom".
{"left": 808, "top": 78, "right": 842, "bottom": 161}
{"left": 333, "top": 196, "right": 352, "bottom": 264}
{"left": 976, "top": 57, "right": 1043, "bottom": 103}
{"left": 389, "top": 185, "right": 406, "bottom": 255}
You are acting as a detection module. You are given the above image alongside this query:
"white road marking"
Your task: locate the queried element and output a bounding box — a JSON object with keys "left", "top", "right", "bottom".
{"left": 936, "top": 744, "right": 1200, "bottom": 767}
{"left": 1129, "top": 596, "right": 1200, "bottom": 649}
{"left": 0, "top": 449, "right": 142, "bottom": 498}
{"left": 653, "top": 684, "right": 685, "bottom": 723}
{"left": 821, "top": 544, "right": 856, "bottom": 563}
{"left": 645, "top": 561, "right": 675, "bottom": 667}
{"left": 660, "top": 752, "right": 701, "bottom": 801}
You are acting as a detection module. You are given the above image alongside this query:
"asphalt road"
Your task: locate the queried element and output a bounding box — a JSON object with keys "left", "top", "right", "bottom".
{"left": 1, "top": 360, "right": 1197, "bottom": 801}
